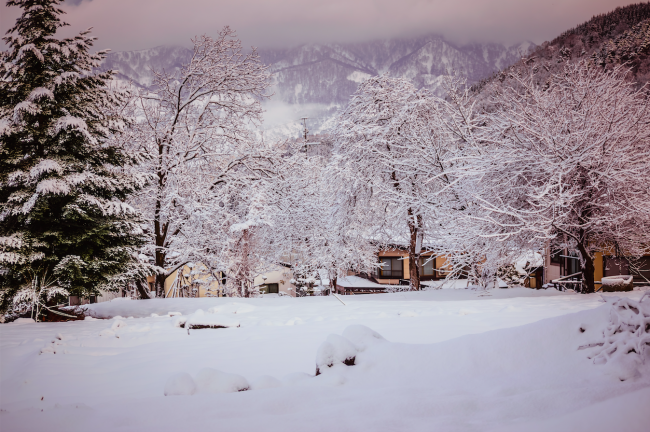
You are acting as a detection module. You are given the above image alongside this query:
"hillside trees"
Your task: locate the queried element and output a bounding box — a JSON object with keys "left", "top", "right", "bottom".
{"left": 0, "top": 0, "right": 152, "bottom": 314}
{"left": 123, "top": 28, "right": 272, "bottom": 297}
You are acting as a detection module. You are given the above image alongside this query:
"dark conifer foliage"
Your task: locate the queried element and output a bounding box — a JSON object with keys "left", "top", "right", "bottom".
{"left": 0, "top": 0, "right": 153, "bottom": 312}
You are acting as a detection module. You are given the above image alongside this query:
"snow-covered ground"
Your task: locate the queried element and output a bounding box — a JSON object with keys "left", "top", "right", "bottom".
{"left": 1, "top": 287, "right": 649, "bottom": 432}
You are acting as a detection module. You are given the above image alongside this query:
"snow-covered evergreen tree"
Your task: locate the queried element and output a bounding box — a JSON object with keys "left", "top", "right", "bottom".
{"left": 0, "top": 0, "right": 152, "bottom": 314}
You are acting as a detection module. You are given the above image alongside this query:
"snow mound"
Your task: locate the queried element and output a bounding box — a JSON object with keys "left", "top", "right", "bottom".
{"left": 601, "top": 275, "right": 634, "bottom": 292}
{"left": 8, "top": 318, "right": 35, "bottom": 325}
{"left": 195, "top": 368, "right": 249, "bottom": 393}
{"left": 601, "top": 276, "right": 634, "bottom": 286}
{"left": 399, "top": 310, "right": 419, "bottom": 317}
{"left": 164, "top": 373, "right": 197, "bottom": 396}
{"left": 281, "top": 372, "right": 312, "bottom": 386}
{"left": 315, "top": 333, "right": 359, "bottom": 375}
{"left": 341, "top": 324, "right": 386, "bottom": 352}
{"left": 250, "top": 375, "right": 282, "bottom": 390}
{"left": 111, "top": 319, "right": 127, "bottom": 331}
{"left": 315, "top": 326, "right": 387, "bottom": 375}
{"left": 207, "top": 303, "right": 255, "bottom": 314}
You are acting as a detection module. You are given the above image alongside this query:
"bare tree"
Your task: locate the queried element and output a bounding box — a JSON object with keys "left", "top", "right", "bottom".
{"left": 465, "top": 60, "right": 650, "bottom": 292}
{"left": 332, "top": 76, "right": 438, "bottom": 290}
{"left": 124, "top": 28, "right": 272, "bottom": 297}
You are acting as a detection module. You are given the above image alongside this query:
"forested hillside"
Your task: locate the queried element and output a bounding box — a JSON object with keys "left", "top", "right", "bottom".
{"left": 473, "top": 2, "right": 650, "bottom": 92}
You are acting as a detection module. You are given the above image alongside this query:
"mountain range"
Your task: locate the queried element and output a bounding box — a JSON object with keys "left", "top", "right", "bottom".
{"left": 98, "top": 35, "right": 534, "bottom": 139}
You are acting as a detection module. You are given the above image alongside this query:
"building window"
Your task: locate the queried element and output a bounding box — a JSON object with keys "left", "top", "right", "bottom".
{"left": 419, "top": 257, "right": 435, "bottom": 276}
{"left": 566, "top": 251, "right": 581, "bottom": 276}
{"left": 260, "top": 283, "right": 279, "bottom": 294}
{"left": 550, "top": 249, "right": 562, "bottom": 265}
{"left": 630, "top": 256, "right": 650, "bottom": 283}
{"left": 378, "top": 257, "right": 403, "bottom": 278}
{"left": 604, "top": 256, "right": 629, "bottom": 277}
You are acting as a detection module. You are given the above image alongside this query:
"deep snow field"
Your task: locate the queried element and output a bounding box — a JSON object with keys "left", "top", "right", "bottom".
{"left": 1, "top": 287, "right": 649, "bottom": 432}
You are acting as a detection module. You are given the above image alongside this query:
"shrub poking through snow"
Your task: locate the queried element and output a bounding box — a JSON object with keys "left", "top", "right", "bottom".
{"left": 179, "top": 310, "right": 240, "bottom": 333}
{"left": 315, "top": 326, "right": 387, "bottom": 375}
{"left": 582, "top": 294, "right": 650, "bottom": 381}
{"left": 316, "top": 334, "right": 358, "bottom": 375}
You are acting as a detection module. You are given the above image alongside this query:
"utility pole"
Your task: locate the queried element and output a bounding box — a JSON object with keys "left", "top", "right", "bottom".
{"left": 301, "top": 117, "right": 309, "bottom": 141}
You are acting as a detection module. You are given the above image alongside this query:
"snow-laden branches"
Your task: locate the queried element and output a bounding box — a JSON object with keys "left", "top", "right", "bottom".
{"left": 582, "top": 294, "right": 650, "bottom": 381}
{"left": 121, "top": 28, "right": 273, "bottom": 297}
{"left": 258, "top": 143, "right": 379, "bottom": 292}
{"left": 1, "top": 0, "right": 154, "bottom": 311}
{"left": 462, "top": 60, "right": 650, "bottom": 292}
{"left": 332, "top": 75, "right": 450, "bottom": 290}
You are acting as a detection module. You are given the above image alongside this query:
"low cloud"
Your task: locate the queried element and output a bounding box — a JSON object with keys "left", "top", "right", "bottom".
{"left": 2, "top": 0, "right": 636, "bottom": 52}
{"left": 64, "top": 0, "right": 92, "bottom": 5}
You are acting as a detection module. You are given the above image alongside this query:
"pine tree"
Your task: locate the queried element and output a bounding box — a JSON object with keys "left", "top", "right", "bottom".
{"left": 0, "top": 0, "right": 153, "bottom": 316}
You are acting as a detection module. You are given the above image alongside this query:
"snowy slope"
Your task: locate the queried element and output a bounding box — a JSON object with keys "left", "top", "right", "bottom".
{"left": 101, "top": 45, "right": 191, "bottom": 88}
{"left": 1, "top": 288, "right": 648, "bottom": 432}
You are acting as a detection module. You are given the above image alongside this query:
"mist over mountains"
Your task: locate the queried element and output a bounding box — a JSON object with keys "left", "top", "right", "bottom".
{"left": 99, "top": 34, "right": 534, "bottom": 139}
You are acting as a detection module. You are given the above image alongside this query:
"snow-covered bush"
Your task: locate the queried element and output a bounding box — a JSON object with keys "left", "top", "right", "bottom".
{"left": 341, "top": 325, "right": 386, "bottom": 352}
{"left": 585, "top": 294, "right": 650, "bottom": 381}
{"left": 316, "top": 334, "right": 358, "bottom": 375}
{"left": 316, "top": 326, "right": 386, "bottom": 375}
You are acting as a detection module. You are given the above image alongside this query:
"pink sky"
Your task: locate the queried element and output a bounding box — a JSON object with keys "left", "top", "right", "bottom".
{"left": 0, "top": 0, "right": 639, "bottom": 51}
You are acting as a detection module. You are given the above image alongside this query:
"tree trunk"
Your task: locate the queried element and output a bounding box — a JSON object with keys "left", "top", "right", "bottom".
{"left": 154, "top": 273, "right": 166, "bottom": 298}
{"left": 330, "top": 276, "right": 337, "bottom": 296}
{"left": 154, "top": 218, "right": 166, "bottom": 298}
{"left": 153, "top": 229, "right": 167, "bottom": 297}
{"left": 135, "top": 280, "right": 151, "bottom": 299}
{"left": 407, "top": 208, "right": 421, "bottom": 291}
{"left": 576, "top": 241, "right": 595, "bottom": 294}
{"left": 228, "top": 229, "right": 252, "bottom": 297}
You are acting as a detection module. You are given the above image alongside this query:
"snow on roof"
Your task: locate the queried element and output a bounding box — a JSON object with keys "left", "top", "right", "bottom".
{"left": 336, "top": 276, "right": 396, "bottom": 289}
{"left": 514, "top": 251, "right": 544, "bottom": 275}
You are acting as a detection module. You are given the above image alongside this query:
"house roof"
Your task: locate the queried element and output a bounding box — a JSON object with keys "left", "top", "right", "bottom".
{"left": 336, "top": 275, "right": 397, "bottom": 289}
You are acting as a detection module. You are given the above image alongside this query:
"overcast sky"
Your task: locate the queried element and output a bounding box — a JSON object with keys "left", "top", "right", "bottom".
{"left": 0, "top": 0, "right": 639, "bottom": 51}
